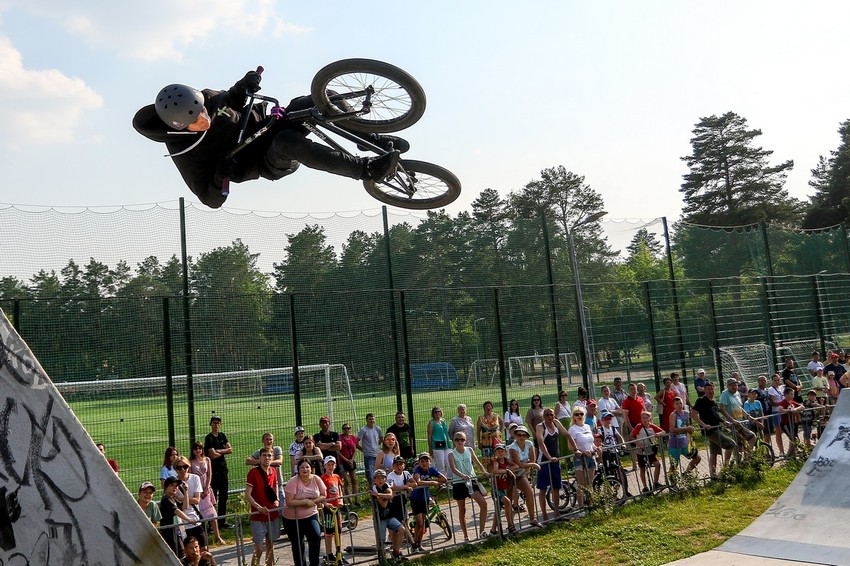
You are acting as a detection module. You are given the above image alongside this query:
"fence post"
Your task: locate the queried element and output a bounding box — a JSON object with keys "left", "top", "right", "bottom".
{"left": 178, "top": 197, "right": 197, "bottom": 443}
{"left": 663, "top": 217, "right": 688, "bottom": 385}
{"left": 288, "top": 293, "right": 302, "bottom": 427}
{"left": 841, "top": 224, "right": 850, "bottom": 272}
{"left": 398, "top": 290, "right": 416, "bottom": 453}
{"left": 760, "top": 277, "right": 778, "bottom": 374}
{"left": 382, "top": 206, "right": 404, "bottom": 413}
{"left": 12, "top": 299, "right": 20, "bottom": 332}
{"left": 540, "top": 212, "right": 563, "bottom": 390}
{"left": 643, "top": 281, "right": 661, "bottom": 392}
{"left": 706, "top": 281, "right": 723, "bottom": 378}
{"left": 812, "top": 275, "right": 828, "bottom": 356}
{"left": 163, "top": 297, "right": 176, "bottom": 448}
{"left": 759, "top": 221, "right": 775, "bottom": 279}
{"left": 493, "top": 288, "right": 509, "bottom": 413}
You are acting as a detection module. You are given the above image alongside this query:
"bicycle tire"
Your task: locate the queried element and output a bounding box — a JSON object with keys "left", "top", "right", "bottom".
{"left": 593, "top": 475, "right": 625, "bottom": 500}
{"left": 363, "top": 160, "right": 461, "bottom": 210}
{"left": 346, "top": 511, "right": 359, "bottom": 531}
{"left": 435, "top": 512, "right": 452, "bottom": 540}
{"left": 545, "top": 480, "right": 576, "bottom": 513}
{"left": 756, "top": 440, "right": 775, "bottom": 467}
{"left": 311, "top": 59, "right": 426, "bottom": 134}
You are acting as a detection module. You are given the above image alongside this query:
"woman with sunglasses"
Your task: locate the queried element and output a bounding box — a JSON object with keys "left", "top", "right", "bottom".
{"left": 566, "top": 406, "right": 598, "bottom": 513}
{"left": 338, "top": 423, "right": 359, "bottom": 502}
{"left": 506, "top": 425, "right": 543, "bottom": 528}
{"left": 427, "top": 406, "right": 452, "bottom": 478}
{"left": 174, "top": 455, "right": 208, "bottom": 552}
{"left": 190, "top": 441, "right": 224, "bottom": 545}
{"left": 448, "top": 432, "right": 489, "bottom": 541}
{"left": 554, "top": 390, "right": 572, "bottom": 457}
{"left": 379, "top": 432, "right": 401, "bottom": 473}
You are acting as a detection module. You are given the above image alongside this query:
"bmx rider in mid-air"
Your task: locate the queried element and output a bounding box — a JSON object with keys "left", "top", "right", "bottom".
{"left": 133, "top": 69, "right": 406, "bottom": 208}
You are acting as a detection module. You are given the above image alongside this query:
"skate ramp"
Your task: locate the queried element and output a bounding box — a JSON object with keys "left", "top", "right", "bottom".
{"left": 670, "top": 388, "right": 850, "bottom": 566}
{"left": 0, "top": 310, "right": 180, "bottom": 565}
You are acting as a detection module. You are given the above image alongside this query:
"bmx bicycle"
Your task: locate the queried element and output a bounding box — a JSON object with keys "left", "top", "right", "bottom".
{"left": 407, "top": 495, "right": 452, "bottom": 541}
{"left": 227, "top": 58, "right": 461, "bottom": 210}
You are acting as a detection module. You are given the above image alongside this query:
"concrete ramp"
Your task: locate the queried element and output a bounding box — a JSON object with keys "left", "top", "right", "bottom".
{"left": 0, "top": 310, "right": 179, "bottom": 565}
{"left": 670, "top": 389, "right": 850, "bottom": 566}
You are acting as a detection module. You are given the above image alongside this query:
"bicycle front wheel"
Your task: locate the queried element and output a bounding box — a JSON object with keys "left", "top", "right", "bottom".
{"left": 311, "top": 59, "right": 426, "bottom": 133}
{"left": 363, "top": 160, "right": 461, "bottom": 210}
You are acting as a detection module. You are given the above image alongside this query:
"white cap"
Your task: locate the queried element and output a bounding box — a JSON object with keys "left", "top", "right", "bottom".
{"left": 323, "top": 455, "right": 336, "bottom": 464}
{"left": 697, "top": 368, "right": 706, "bottom": 374}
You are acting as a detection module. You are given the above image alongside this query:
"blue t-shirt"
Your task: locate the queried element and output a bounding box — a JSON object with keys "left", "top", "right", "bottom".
{"left": 411, "top": 464, "right": 441, "bottom": 501}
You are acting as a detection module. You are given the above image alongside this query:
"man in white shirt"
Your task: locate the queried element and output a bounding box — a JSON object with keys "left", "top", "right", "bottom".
{"left": 767, "top": 374, "right": 786, "bottom": 456}
{"left": 597, "top": 385, "right": 622, "bottom": 432}
{"left": 806, "top": 351, "right": 824, "bottom": 377}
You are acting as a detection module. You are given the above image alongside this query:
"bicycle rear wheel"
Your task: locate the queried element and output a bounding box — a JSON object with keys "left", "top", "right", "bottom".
{"left": 435, "top": 512, "right": 452, "bottom": 540}
{"left": 364, "top": 160, "right": 461, "bottom": 210}
{"left": 545, "top": 480, "right": 576, "bottom": 514}
{"left": 755, "top": 439, "right": 775, "bottom": 467}
{"left": 311, "top": 59, "right": 426, "bottom": 133}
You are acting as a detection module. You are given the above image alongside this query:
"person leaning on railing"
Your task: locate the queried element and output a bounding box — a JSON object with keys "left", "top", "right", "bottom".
{"left": 691, "top": 382, "right": 736, "bottom": 480}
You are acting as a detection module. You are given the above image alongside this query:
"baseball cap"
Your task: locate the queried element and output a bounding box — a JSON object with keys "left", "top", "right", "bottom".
{"left": 587, "top": 399, "right": 597, "bottom": 407}
{"left": 323, "top": 455, "right": 336, "bottom": 464}
{"left": 393, "top": 456, "right": 406, "bottom": 464}
{"left": 832, "top": 353, "right": 839, "bottom": 359}
{"left": 294, "top": 426, "right": 305, "bottom": 433}
{"left": 601, "top": 411, "right": 613, "bottom": 419}
{"left": 163, "top": 476, "right": 181, "bottom": 488}
{"left": 697, "top": 368, "right": 706, "bottom": 374}
{"left": 209, "top": 415, "right": 222, "bottom": 423}
{"left": 373, "top": 468, "right": 387, "bottom": 477}
{"left": 319, "top": 416, "right": 330, "bottom": 423}
{"left": 494, "top": 443, "right": 506, "bottom": 451}
{"left": 138, "top": 481, "right": 156, "bottom": 492}
{"left": 726, "top": 378, "right": 738, "bottom": 385}
{"left": 418, "top": 452, "right": 431, "bottom": 460}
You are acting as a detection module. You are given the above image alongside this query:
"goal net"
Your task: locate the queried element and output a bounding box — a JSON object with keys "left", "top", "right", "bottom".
{"left": 507, "top": 353, "right": 580, "bottom": 387}
{"left": 716, "top": 343, "right": 774, "bottom": 385}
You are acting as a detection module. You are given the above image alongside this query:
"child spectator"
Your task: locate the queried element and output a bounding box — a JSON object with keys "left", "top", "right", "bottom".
{"left": 371, "top": 469, "right": 408, "bottom": 564}
{"left": 801, "top": 390, "right": 823, "bottom": 450}
{"left": 320, "top": 456, "right": 345, "bottom": 564}
{"left": 488, "top": 444, "right": 516, "bottom": 534}
{"left": 410, "top": 452, "right": 447, "bottom": 552}
{"left": 630, "top": 411, "right": 665, "bottom": 492}
{"left": 778, "top": 388, "right": 804, "bottom": 457}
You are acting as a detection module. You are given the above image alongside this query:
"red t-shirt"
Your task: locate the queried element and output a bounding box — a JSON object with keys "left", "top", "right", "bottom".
{"left": 321, "top": 473, "right": 343, "bottom": 507}
{"left": 247, "top": 466, "right": 279, "bottom": 521}
{"left": 660, "top": 389, "right": 676, "bottom": 431}
{"left": 779, "top": 399, "right": 801, "bottom": 426}
{"left": 622, "top": 396, "right": 646, "bottom": 427}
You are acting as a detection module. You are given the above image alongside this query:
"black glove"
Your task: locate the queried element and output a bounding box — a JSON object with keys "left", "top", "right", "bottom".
{"left": 240, "top": 70, "right": 262, "bottom": 94}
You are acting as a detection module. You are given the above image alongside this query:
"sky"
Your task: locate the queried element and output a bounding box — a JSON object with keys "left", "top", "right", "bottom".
{"left": 1, "top": 1, "right": 849, "bottom": 222}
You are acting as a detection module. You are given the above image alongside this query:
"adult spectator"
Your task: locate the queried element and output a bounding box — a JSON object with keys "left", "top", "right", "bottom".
{"left": 378, "top": 433, "right": 401, "bottom": 473}
{"left": 283, "top": 459, "right": 326, "bottom": 566}
{"left": 806, "top": 351, "right": 823, "bottom": 377}
{"left": 174, "top": 456, "right": 208, "bottom": 552}
{"left": 448, "top": 431, "right": 489, "bottom": 542}
{"left": 611, "top": 377, "right": 628, "bottom": 407}
{"left": 449, "top": 404, "right": 476, "bottom": 451}
{"left": 476, "top": 400, "right": 503, "bottom": 468}
{"left": 289, "top": 426, "right": 306, "bottom": 476}
{"left": 567, "top": 406, "right": 598, "bottom": 511}
{"left": 136, "top": 481, "right": 161, "bottom": 526}
{"left": 554, "top": 391, "right": 572, "bottom": 456}
{"left": 524, "top": 395, "right": 546, "bottom": 443}
{"left": 503, "top": 399, "right": 523, "bottom": 441}
{"left": 621, "top": 383, "right": 645, "bottom": 438}
{"left": 160, "top": 476, "right": 197, "bottom": 556}
{"left": 190, "top": 441, "right": 224, "bottom": 546}
{"left": 338, "top": 423, "right": 359, "bottom": 503}
{"left": 693, "top": 369, "right": 708, "bottom": 399}
{"left": 824, "top": 353, "right": 846, "bottom": 382}
{"left": 506, "top": 425, "right": 543, "bottom": 528}
{"left": 535, "top": 408, "right": 570, "bottom": 522}
{"left": 754, "top": 375, "right": 775, "bottom": 440}
{"left": 637, "top": 382, "right": 654, "bottom": 415}
{"left": 356, "top": 413, "right": 383, "bottom": 490}
{"left": 841, "top": 351, "right": 850, "bottom": 374}
{"left": 671, "top": 372, "right": 688, "bottom": 405}
{"left": 97, "top": 443, "right": 119, "bottom": 473}
{"left": 718, "top": 378, "right": 756, "bottom": 454}
{"left": 655, "top": 376, "right": 676, "bottom": 432}
{"left": 410, "top": 453, "right": 448, "bottom": 553}
{"left": 181, "top": 536, "right": 217, "bottom": 566}
{"left": 573, "top": 387, "right": 589, "bottom": 409}
{"left": 161, "top": 446, "right": 180, "bottom": 488}
{"left": 585, "top": 400, "right": 599, "bottom": 429}
{"left": 314, "top": 416, "right": 342, "bottom": 476}
{"left": 204, "top": 415, "right": 233, "bottom": 530}
{"left": 629, "top": 411, "right": 665, "bottom": 493}
{"left": 767, "top": 374, "right": 786, "bottom": 457}
{"left": 691, "top": 382, "right": 736, "bottom": 479}
{"left": 319, "top": 456, "right": 345, "bottom": 563}
{"left": 597, "top": 386, "right": 622, "bottom": 433}
{"left": 385, "top": 412, "right": 414, "bottom": 460}
{"left": 427, "top": 406, "right": 451, "bottom": 478}
{"left": 296, "top": 436, "right": 324, "bottom": 476}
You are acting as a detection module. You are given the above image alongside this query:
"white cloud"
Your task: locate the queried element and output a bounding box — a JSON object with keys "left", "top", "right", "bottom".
{"left": 24, "top": 0, "right": 310, "bottom": 62}
{"left": 0, "top": 36, "right": 102, "bottom": 146}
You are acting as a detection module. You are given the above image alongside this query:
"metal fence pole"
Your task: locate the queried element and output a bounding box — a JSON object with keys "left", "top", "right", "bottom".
{"left": 707, "top": 280, "right": 723, "bottom": 378}
{"left": 643, "top": 282, "right": 661, "bottom": 392}
{"left": 493, "top": 288, "right": 509, "bottom": 414}
{"left": 178, "top": 197, "right": 197, "bottom": 443}
{"left": 382, "top": 206, "right": 404, "bottom": 413}
{"left": 812, "top": 275, "right": 828, "bottom": 356}
{"left": 399, "top": 290, "right": 416, "bottom": 453}
{"left": 663, "top": 217, "right": 688, "bottom": 385}
{"left": 541, "top": 213, "right": 563, "bottom": 390}
{"left": 163, "top": 297, "right": 176, "bottom": 448}
{"left": 289, "top": 293, "right": 302, "bottom": 427}
{"left": 11, "top": 299, "right": 20, "bottom": 332}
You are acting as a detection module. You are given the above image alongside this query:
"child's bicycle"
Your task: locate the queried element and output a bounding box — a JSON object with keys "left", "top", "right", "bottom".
{"left": 227, "top": 59, "right": 461, "bottom": 210}
{"left": 407, "top": 496, "right": 452, "bottom": 540}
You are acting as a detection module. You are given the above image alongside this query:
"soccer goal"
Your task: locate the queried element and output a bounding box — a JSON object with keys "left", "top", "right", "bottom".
{"left": 466, "top": 358, "right": 499, "bottom": 387}
{"left": 507, "top": 353, "right": 580, "bottom": 387}
{"left": 716, "top": 343, "right": 774, "bottom": 384}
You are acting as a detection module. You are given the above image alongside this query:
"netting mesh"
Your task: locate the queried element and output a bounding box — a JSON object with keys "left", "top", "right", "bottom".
{"left": 3, "top": 203, "right": 850, "bottom": 494}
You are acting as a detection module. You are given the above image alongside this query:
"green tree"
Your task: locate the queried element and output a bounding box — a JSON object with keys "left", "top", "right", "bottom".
{"left": 273, "top": 225, "right": 337, "bottom": 292}
{"left": 803, "top": 119, "right": 850, "bottom": 229}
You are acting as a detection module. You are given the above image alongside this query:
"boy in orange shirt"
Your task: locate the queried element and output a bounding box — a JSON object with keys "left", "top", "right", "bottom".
{"left": 320, "top": 456, "right": 347, "bottom": 564}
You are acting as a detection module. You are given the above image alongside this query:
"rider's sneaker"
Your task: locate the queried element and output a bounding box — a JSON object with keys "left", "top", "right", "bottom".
{"left": 364, "top": 150, "right": 401, "bottom": 181}
{"left": 358, "top": 133, "right": 410, "bottom": 154}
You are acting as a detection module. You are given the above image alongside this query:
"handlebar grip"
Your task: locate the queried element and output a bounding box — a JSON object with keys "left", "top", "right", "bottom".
{"left": 256, "top": 66, "right": 264, "bottom": 76}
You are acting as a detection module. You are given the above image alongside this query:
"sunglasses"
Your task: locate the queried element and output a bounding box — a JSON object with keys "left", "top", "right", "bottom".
{"left": 573, "top": 413, "right": 585, "bottom": 417}
{"left": 454, "top": 438, "right": 466, "bottom": 442}
{"left": 175, "top": 465, "right": 189, "bottom": 470}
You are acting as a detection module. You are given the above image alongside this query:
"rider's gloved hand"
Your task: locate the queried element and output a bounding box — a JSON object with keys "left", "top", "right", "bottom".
{"left": 240, "top": 70, "right": 262, "bottom": 94}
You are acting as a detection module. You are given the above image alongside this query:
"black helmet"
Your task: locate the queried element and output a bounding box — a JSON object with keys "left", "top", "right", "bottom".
{"left": 155, "top": 84, "right": 204, "bottom": 130}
